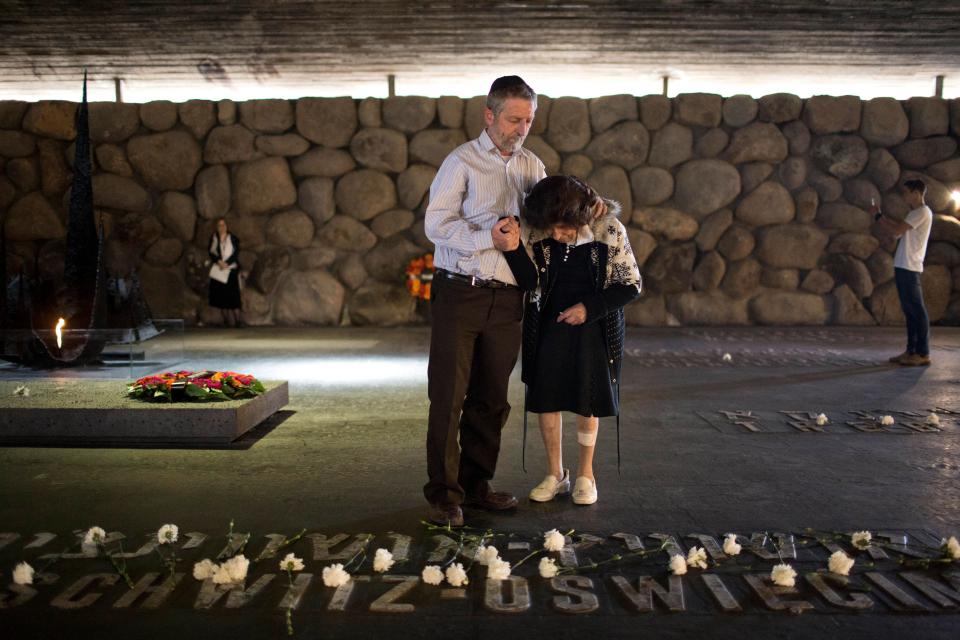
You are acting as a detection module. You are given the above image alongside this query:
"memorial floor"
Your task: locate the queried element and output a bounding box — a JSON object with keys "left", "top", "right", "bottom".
{"left": 1, "top": 326, "right": 959, "bottom": 639}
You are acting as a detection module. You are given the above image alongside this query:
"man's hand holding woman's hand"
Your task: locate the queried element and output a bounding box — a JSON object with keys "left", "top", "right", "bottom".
{"left": 557, "top": 303, "right": 587, "bottom": 325}
{"left": 492, "top": 216, "right": 520, "bottom": 251}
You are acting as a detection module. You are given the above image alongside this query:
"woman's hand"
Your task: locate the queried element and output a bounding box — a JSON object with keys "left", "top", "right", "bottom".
{"left": 557, "top": 303, "right": 587, "bottom": 325}
{"left": 591, "top": 198, "right": 607, "bottom": 220}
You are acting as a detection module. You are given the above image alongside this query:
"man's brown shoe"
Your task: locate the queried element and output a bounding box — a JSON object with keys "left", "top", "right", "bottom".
{"left": 900, "top": 354, "right": 931, "bottom": 367}
{"left": 428, "top": 503, "right": 464, "bottom": 527}
{"left": 464, "top": 490, "right": 518, "bottom": 511}
{"left": 888, "top": 350, "right": 911, "bottom": 364}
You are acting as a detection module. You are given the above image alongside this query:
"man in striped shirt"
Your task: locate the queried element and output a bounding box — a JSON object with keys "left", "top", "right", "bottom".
{"left": 423, "top": 76, "right": 546, "bottom": 527}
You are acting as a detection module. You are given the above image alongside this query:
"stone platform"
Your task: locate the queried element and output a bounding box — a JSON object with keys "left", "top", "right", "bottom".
{"left": 0, "top": 380, "right": 289, "bottom": 446}
{"left": 0, "top": 326, "right": 958, "bottom": 639}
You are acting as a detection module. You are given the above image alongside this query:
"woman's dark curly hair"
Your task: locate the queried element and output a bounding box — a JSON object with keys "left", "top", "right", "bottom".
{"left": 522, "top": 175, "right": 599, "bottom": 230}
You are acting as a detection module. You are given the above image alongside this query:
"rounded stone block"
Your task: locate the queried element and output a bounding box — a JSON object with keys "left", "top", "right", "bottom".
{"left": 757, "top": 93, "right": 802, "bottom": 123}
{"left": 178, "top": 100, "right": 217, "bottom": 139}
{"left": 647, "top": 122, "right": 691, "bottom": 169}
{"left": 91, "top": 173, "right": 151, "bottom": 211}
{"left": 23, "top": 101, "right": 76, "bottom": 140}
{"left": 140, "top": 100, "right": 178, "bottom": 132}
{"left": 735, "top": 181, "right": 795, "bottom": 227}
{"left": 630, "top": 166, "right": 673, "bottom": 207}
{"left": 589, "top": 94, "right": 638, "bottom": 132}
{"left": 88, "top": 102, "right": 140, "bottom": 143}
{"left": 297, "top": 177, "right": 336, "bottom": 225}
{"left": 349, "top": 283, "right": 417, "bottom": 326}
{"left": 334, "top": 169, "right": 397, "bottom": 221}
{"left": 674, "top": 159, "right": 741, "bottom": 219}
{"left": 722, "top": 95, "right": 758, "bottom": 127}
{"left": 233, "top": 157, "right": 297, "bottom": 215}
{"left": 803, "top": 96, "right": 862, "bottom": 134}
{"left": 204, "top": 125, "right": 256, "bottom": 164}
{"left": 810, "top": 134, "right": 869, "bottom": 179}
{"left": 255, "top": 133, "right": 310, "bottom": 157}
{"left": 523, "top": 136, "right": 560, "bottom": 175}
{"left": 410, "top": 129, "right": 467, "bottom": 167}
{"left": 639, "top": 95, "right": 671, "bottom": 130}
{"left": 4, "top": 192, "right": 66, "bottom": 240}
{"left": 547, "top": 97, "right": 591, "bottom": 152}
{"left": 631, "top": 207, "right": 698, "bottom": 241}
{"left": 755, "top": 224, "right": 828, "bottom": 269}
{"left": 267, "top": 209, "right": 315, "bottom": 248}
{"left": 291, "top": 147, "right": 356, "bottom": 177}
{"left": 351, "top": 128, "right": 408, "bottom": 173}
{"left": 382, "top": 97, "right": 436, "bottom": 133}
{"left": 724, "top": 122, "right": 788, "bottom": 164}
{"left": 127, "top": 131, "right": 203, "bottom": 190}
{"left": 674, "top": 93, "right": 722, "bottom": 127}
{"left": 195, "top": 165, "right": 231, "bottom": 219}
{"left": 586, "top": 165, "right": 632, "bottom": 221}
{"left": 860, "top": 98, "right": 909, "bottom": 146}
{"left": 296, "top": 97, "right": 357, "bottom": 148}
{"left": 274, "top": 269, "right": 345, "bottom": 326}
{"left": 397, "top": 164, "right": 437, "bottom": 210}
{"left": 239, "top": 99, "right": 294, "bottom": 134}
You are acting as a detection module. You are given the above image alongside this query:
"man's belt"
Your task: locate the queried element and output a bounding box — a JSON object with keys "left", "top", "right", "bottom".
{"left": 436, "top": 269, "right": 517, "bottom": 289}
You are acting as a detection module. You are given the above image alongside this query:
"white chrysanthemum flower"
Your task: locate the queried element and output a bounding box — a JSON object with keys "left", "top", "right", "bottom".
{"left": 926, "top": 413, "right": 941, "bottom": 426}
{"left": 851, "top": 531, "right": 872, "bottom": 550}
{"left": 538, "top": 557, "right": 559, "bottom": 578}
{"left": 771, "top": 563, "right": 797, "bottom": 587}
{"left": 880, "top": 415, "right": 894, "bottom": 426}
{"left": 445, "top": 562, "right": 469, "bottom": 587}
{"left": 816, "top": 413, "right": 829, "bottom": 426}
{"left": 14, "top": 384, "right": 30, "bottom": 397}
{"left": 477, "top": 545, "right": 499, "bottom": 566}
{"left": 722, "top": 353, "right": 732, "bottom": 362}
{"left": 669, "top": 554, "right": 687, "bottom": 576}
{"left": 279, "top": 553, "right": 304, "bottom": 572}
{"left": 193, "top": 559, "right": 216, "bottom": 581}
{"left": 322, "top": 563, "right": 351, "bottom": 588}
{"left": 723, "top": 534, "right": 742, "bottom": 556}
{"left": 828, "top": 550, "right": 855, "bottom": 576}
{"left": 487, "top": 558, "right": 511, "bottom": 581}
{"left": 13, "top": 562, "right": 35, "bottom": 585}
{"left": 421, "top": 565, "right": 444, "bottom": 585}
{"left": 157, "top": 524, "right": 179, "bottom": 545}
{"left": 212, "top": 554, "right": 250, "bottom": 585}
{"left": 942, "top": 536, "right": 960, "bottom": 560}
{"left": 83, "top": 526, "right": 106, "bottom": 546}
{"left": 373, "top": 548, "right": 395, "bottom": 573}
{"left": 543, "top": 529, "right": 565, "bottom": 552}
{"left": 686, "top": 546, "right": 708, "bottom": 570}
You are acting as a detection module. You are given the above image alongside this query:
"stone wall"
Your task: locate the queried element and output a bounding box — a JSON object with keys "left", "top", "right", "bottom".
{"left": 1, "top": 93, "right": 959, "bottom": 327}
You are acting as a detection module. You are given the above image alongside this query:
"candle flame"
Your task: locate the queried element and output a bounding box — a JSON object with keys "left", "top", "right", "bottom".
{"left": 55, "top": 318, "right": 66, "bottom": 349}
{"left": 951, "top": 190, "right": 960, "bottom": 206}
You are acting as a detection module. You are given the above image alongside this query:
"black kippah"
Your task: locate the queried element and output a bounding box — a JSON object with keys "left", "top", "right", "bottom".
{"left": 489, "top": 75, "right": 527, "bottom": 93}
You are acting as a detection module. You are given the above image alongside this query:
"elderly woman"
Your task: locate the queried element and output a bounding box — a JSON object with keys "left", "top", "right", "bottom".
{"left": 208, "top": 217, "right": 243, "bottom": 327}
{"left": 502, "top": 175, "right": 641, "bottom": 505}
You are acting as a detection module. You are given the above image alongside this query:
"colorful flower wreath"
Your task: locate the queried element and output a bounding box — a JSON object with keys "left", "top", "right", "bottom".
{"left": 405, "top": 253, "right": 434, "bottom": 301}
{"left": 127, "top": 370, "right": 266, "bottom": 402}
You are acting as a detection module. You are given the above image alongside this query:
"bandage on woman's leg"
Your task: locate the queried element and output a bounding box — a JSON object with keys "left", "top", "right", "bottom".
{"left": 576, "top": 415, "right": 599, "bottom": 481}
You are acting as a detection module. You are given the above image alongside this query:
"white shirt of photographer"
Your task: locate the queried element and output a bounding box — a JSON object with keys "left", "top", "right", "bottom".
{"left": 894, "top": 205, "right": 933, "bottom": 273}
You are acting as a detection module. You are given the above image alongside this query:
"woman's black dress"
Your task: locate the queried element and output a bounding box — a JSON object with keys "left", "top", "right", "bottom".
{"left": 208, "top": 234, "right": 242, "bottom": 310}
{"left": 526, "top": 239, "right": 618, "bottom": 417}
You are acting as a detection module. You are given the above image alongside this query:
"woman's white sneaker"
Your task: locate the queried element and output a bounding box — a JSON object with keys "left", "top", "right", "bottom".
{"left": 572, "top": 476, "right": 597, "bottom": 505}
{"left": 529, "top": 469, "right": 570, "bottom": 502}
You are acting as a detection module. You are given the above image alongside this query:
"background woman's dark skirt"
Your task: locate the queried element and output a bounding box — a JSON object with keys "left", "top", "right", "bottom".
{"left": 209, "top": 271, "right": 241, "bottom": 310}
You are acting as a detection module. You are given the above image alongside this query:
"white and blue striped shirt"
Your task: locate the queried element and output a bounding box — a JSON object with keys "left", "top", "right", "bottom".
{"left": 425, "top": 129, "right": 546, "bottom": 284}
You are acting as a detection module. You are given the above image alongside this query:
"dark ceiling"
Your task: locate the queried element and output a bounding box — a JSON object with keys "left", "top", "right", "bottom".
{"left": 2, "top": 1, "right": 959, "bottom": 99}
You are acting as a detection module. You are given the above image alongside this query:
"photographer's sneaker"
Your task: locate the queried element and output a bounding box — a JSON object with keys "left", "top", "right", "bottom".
{"left": 900, "top": 353, "right": 931, "bottom": 367}
{"left": 572, "top": 476, "right": 598, "bottom": 505}
{"left": 529, "top": 469, "right": 570, "bottom": 502}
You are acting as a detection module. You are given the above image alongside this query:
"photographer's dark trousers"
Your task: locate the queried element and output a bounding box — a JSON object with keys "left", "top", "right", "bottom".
{"left": 424, "top": 274, "right": 523, "bottom": 506}
{"left": 895, "top": 267, "right": 930, "bottom": 356}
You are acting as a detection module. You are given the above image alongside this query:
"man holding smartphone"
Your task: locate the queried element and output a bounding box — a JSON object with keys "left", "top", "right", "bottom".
{"left": 422, "top": 76, "right": 546, "bottom": 527}
{"left": 872, "top": 180, "right": 934, "bottom": 366}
